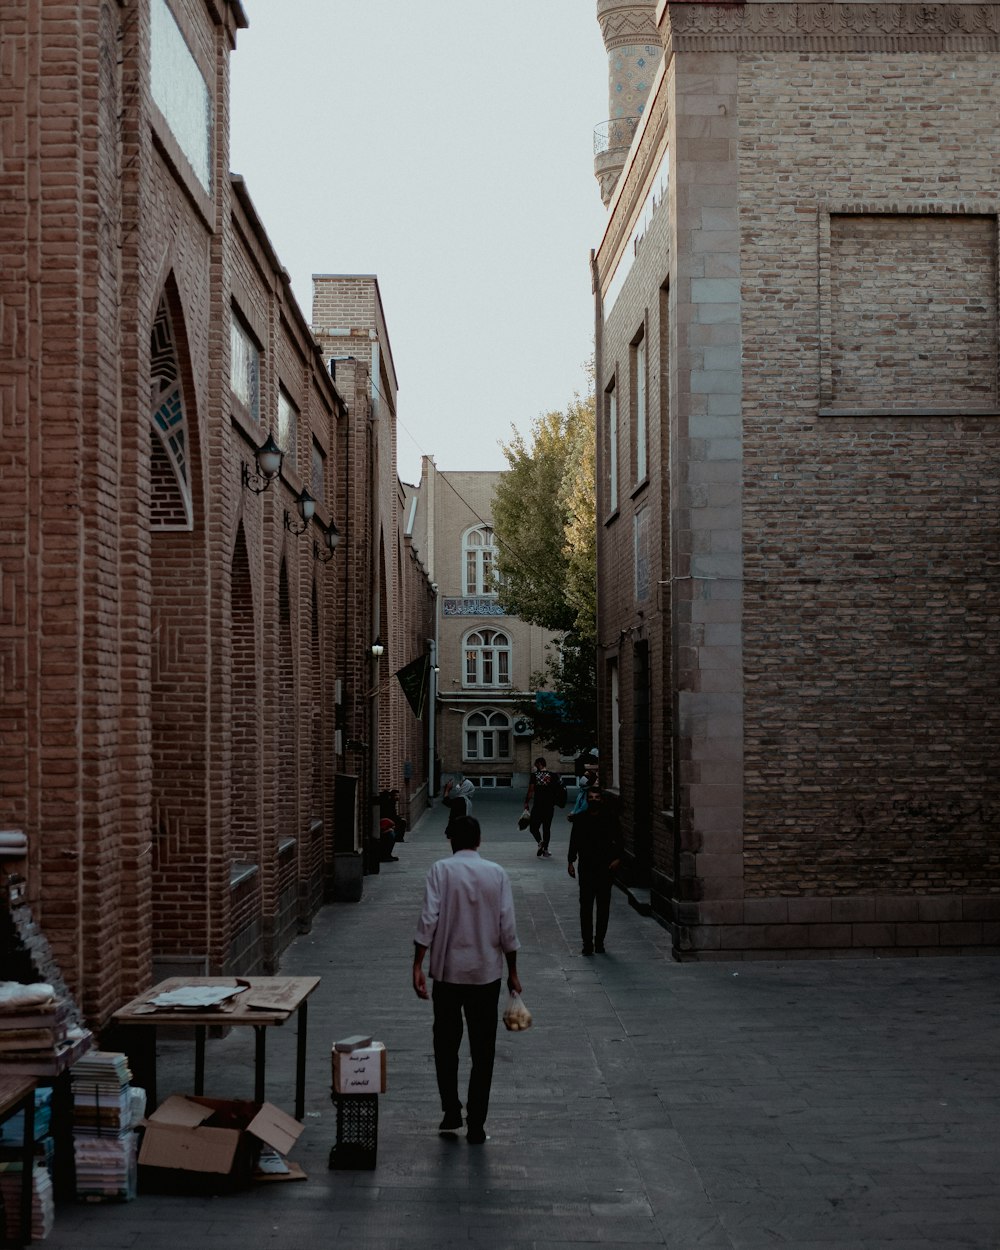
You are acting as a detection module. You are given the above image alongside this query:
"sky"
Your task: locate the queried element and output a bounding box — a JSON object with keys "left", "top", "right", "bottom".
{"left": 229, "top": 1, "right": 610, "bottom": 485}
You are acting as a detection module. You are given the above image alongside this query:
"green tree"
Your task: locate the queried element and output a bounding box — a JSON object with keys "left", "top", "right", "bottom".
{"left": 492, "top": 386, "right": 597, "bottom": 756}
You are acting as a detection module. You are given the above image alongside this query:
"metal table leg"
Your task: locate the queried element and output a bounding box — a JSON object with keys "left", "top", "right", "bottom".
{"left": 194, "top": 1026, "right": 206, "bottom": 1096}
{"left": 254, "top": 1026, "right": 266, "bottom": 1104}
{"left": 20, "top": 1090, "right": 34, "bottom": 1247}
{"left": 295, "top": 998, "right": 309, "bottom": 1121}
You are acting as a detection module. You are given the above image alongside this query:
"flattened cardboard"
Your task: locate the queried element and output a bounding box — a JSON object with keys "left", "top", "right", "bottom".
{"left": 146, "top": 1095, "right": 217, "bottom": 1130}
{"left": 138, "top": 1122, "right": 239, "bottom": 1175}
{"left": 246, "top": 1102, "right": 303, "bottom": 1158}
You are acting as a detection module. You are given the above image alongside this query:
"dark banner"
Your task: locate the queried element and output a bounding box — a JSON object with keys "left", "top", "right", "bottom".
{"left": 395, "top": 654, "right": 429, "bottom": 719}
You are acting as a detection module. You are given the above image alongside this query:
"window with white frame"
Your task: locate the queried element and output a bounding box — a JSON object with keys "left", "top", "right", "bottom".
{"left": 606, "top": 379, "right": 618, "bottom": 513}
{"left": 464, "top": 525, "right": 497, "bottom": 596}
{"left": 277, "top": 388, "right": 297, "bottom": 473}
{"left": 311, "top": 439, "right": 325, "bottom": 502}
{"left": 634, "top": 505, "right": 650, "bottom": 602}
{"left": 464, "top": 629, "right": 511, "bottom": 687}
{"left": 230, "top": 314, "right": 260, "bottom": 423}
{"left": 609, "top": 659, "right": 621, "bottom": 789}
{"left": 632, "top": 328, "right": 647, "bottom": 483}
{"left": 464, "top": 709, "right": 512, "bottom": 762}
{"left": 150, "top": 0, "right": 212, "bottom": 194}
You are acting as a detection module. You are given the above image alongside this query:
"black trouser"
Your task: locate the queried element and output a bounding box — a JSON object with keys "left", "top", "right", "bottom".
{"left": 578, "top": 863, "right": 614, "bottom": 948}
{"left": 529, "top": 804, "right": 555, "bottom": 850}
{"left": 432, "top": 979, "right": 502, "bottom": 1130}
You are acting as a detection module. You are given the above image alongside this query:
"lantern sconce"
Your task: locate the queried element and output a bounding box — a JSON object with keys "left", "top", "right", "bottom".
{"left": 370, "top": 636, "right": 385, "bottom": 659}
{"left": 241, "top": 431, "right": 283, "bottom": 494}
{"left": 283, "top": 488, "right": 316, "bottom": 536}
{"left": 314, "top": 519, "right": 341, "bottom": 564}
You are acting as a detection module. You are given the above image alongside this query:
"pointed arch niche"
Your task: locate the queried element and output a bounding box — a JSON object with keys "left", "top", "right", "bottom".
{"left": 228, "top": 523, "right": 265, "bottom": 973}
{"left": 150, "top": 292, "right": 193, "bottom": 530}
{"left": 149, "top": 278, "right": 212, "bottom": 976}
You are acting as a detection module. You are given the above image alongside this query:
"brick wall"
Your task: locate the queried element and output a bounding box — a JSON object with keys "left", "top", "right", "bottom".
{"left": 738, "top": 48, "right": 1000, "bottom": 903}
{"left": 0, "top": 0, "right": 378, "bottom": 1019}
{"left": 595, "top": 2, "right": 1000, "bottom": 957}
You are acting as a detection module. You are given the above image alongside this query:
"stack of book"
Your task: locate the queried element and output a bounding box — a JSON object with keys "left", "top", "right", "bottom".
{"left": 0, "top": 1161, "right": 55, "bottom": 1242}
{"left": 0, "top": 1084, "right": 56, "bottom": 1242}
{"left": 0, "top": 981, "right": 92, "bottom": 1075}
{"left": 71, "top": 1051, "right": 143, "bottom": 1201}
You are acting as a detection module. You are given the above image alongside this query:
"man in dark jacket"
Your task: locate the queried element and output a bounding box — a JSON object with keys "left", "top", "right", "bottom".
{"left": 567, "top": 786, "right": 623, "bottom": 955}
{"left": 523, "top": 757, "right": 564, "bottom": 858}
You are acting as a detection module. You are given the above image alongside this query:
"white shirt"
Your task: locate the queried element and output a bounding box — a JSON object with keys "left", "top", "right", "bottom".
{"left": 414, "top": 850, "right": 520, "bottom": 984}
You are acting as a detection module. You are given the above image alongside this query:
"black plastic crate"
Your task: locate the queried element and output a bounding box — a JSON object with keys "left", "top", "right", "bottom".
{"left": 329, "top": 1093, "right": 377, "bottom": 1171}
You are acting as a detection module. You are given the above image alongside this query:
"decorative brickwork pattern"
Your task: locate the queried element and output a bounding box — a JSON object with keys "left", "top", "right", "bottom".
{"left": 824, "top": 212, "right": 998, "bottom": 410}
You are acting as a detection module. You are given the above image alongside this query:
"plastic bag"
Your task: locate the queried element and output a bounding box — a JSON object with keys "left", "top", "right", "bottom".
{"left": 517, "top": 810, "right": 531, "bottom": 831}
{"left": 502, "top": 990, "right": 532, "bottom": 1032}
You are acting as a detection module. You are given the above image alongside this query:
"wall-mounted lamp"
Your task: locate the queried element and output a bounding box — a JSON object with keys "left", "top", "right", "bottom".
{"left": 242, "top": 431, "right": 283, "bottom": 494}
{"left": 314, "top": 519, "right": 341, "bottom": 564}
{"left": 430, "top": 582, "right": 438, "bottom": 593}
{"left": 370, "top": 636, "right": 385, "bottom": 659}
{"left": 283, "top": 488, "right": 316, "bottom": 536}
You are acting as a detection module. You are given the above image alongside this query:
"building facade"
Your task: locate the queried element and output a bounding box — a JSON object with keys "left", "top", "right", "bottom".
{"left": 0, "top": 0, "right": 429, "bottom": 1028}
{"left": 311, "top": 276, "right": 436, "bottom": 853}
{"left": 404, "top": 461, "right": 558, "bottom": 794}
{"left": 593, "top": 0, "right": 1000, "bottom": 958}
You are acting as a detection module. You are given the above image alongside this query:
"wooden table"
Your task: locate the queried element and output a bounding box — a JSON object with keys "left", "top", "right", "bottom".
{"left": 111, "top": 976, "right": 320, "bottom": 1121}
{"left": 0, "top": 1076, "right": 36, "bottom": 1248}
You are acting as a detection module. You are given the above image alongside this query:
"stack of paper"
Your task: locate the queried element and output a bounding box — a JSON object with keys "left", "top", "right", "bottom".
{"left": 0, "top": 981, "right": 62, "bottom": 1059}
{"left": 73, "top": 1133, "right": 139, "bottom": 1202}
{"left": 70, "top": 1051, "right": 143, "bottom": 1201}
{"left": 0, "top": 1164, "right": 55, "bottom": 1241}
{"left": 0, "top": 982, "right": 92, "bottom": 1074}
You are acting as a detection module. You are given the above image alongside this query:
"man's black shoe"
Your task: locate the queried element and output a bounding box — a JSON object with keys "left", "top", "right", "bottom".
{"left": 581, "top": 945, "right": 594, "bottom": 956}
{"left": 594, "top": 944, "right": 605, "bottom": 954}
{"left": 439, "top": 1111, "right": 463, "bottom": 1133}
{"left": 467, "top": 1125, "right": 487, "bottom": 1145}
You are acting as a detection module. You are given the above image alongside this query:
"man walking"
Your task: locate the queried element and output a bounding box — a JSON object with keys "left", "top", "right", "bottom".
{"left": 413, "top": 816, "right": 521, "bottom": 1144}
{"left": 567, "top": 785, "right": 622, "bottom": 955}
{"left": 523, "top": 756, "right": 563, "bottom": 858}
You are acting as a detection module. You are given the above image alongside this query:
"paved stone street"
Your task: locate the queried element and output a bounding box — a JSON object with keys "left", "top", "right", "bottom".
{"left": 44, "top": 794, "right": 1000, "bottom": 1249}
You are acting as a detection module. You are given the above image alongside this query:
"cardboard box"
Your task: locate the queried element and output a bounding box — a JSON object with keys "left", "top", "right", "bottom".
{"left": 138, "top": 1096, "right": 304, "bottom": 1193}
{"left": 332, "top": 1041, "right": 386, "bottom": 1094}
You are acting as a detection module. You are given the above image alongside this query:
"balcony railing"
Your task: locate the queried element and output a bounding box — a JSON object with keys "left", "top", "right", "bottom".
{"left": 594, "top": 116, "right": 640, "bottom": 156}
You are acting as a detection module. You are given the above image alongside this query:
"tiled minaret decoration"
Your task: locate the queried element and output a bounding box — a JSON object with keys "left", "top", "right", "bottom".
{"left": 594, "top": 0, "right": 662, "bottom": 205}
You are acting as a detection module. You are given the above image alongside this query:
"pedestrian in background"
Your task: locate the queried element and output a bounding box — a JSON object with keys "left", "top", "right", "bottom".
{"left": 570, "top": 759, "right": 599, "bottom": 817}
{"left": 442, "top": 772, "right": 475, "bottom": 830}
{"left": 523, "top": 756, "right": 564, "bottom": 858}
{"left": 567, "top": 785, "right": 622, "bottom": 955}
{"left": 412, "top": 815, "right": 522, "bottom": 1145}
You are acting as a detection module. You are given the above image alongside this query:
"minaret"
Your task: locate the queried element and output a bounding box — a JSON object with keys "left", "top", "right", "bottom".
{"left": 594, "top": 0, "right": 662, "bottom": 206}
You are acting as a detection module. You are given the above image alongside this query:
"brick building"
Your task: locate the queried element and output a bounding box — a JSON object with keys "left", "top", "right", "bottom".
{"left": 592, "top": 0, "right": 1000, "bottom": 958}
{"left": 404, "top": 461, "right": 558, "bottom": 795}
{"left": 311, "top": 276, "right": 436, "bottom": 857}
{"left": 0, "top": 0, "right": 430, "bottom": 1029}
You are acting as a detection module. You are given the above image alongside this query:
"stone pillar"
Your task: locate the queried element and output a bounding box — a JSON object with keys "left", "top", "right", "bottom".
{"left": 594, "top": 0, "right": 662, "bottom": 205}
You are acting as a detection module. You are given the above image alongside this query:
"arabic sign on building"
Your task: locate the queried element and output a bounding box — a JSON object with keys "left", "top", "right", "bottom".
{"left": 442, "top": 597, "right": 507, "bottom": 617}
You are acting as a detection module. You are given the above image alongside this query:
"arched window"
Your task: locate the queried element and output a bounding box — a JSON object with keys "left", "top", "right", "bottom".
{"left": 464, "top": 629, "right": 510, "bottom": 687}
{"left": 464, "top": 710, "right": 512, "bottom": 762}
{"left": 150, "top": 293, "right": 193, "bottom": 530}
{"left": 463, "top": 525, "right": 497, "bottom": 596}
